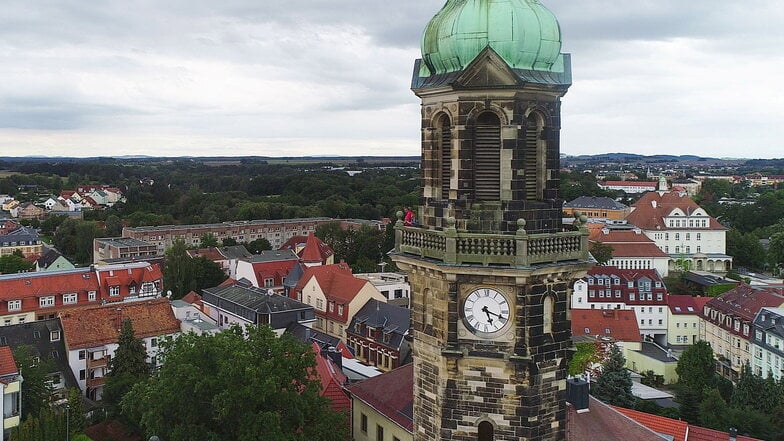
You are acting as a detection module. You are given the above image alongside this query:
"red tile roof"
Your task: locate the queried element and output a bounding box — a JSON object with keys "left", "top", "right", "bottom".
{"left": 567, "top": 398, "right": 664, "bottom": 441}
{"left": 705, "top": 284, "right": 784, "bottom": 322}
{"left": 60, "top": 298, "right": 180, "bottom": 349}
{"left": 614, "top": 406, "right": 763, "bottom": 441}
{"left": 95, "top": 263, "right": 163, "bottom": 300}
{"left": 668, "top": 295, "right": 708, "bottom": 315}
{"left": 0, "top": 269, "right": 101, "bottom": 313}
{"left": 310, "top": 343, "right": 350, "bottom": 414}
{"left": 186, "top": 247, "right": 225, "bottom": 261}
{"left": 348, "top": 363, "right": 414, "bottom": 431}
{"left": 589, "top": 229, "right": 669, "bottom": 258}
{"left": 294, "top": 263, "right": 361, "bottom": 303}
{"left": 626, "top": 191, "right": 725, "bottom": 231}
{"left": 252, "top": 259, "right": 298, "bottom": 286}
{"left": 587, "top": 267, "right": 663, "bottom": 283}
{"left": 299, "top": 233, "right": 334, "bottom": 264}
{"left": 613, "top": 407, "right": 688, "bottom": 441}
{"left": 0, "top": 346, "right": 19, "bottom": 377}
{"left": 571, "top": 309, "right": 641, "bottom": 342}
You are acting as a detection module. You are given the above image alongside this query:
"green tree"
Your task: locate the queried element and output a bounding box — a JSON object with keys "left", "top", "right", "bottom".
{"left": 102, "top": 319, "right": 150, "bottom": 417}
{"left": 770, "top": 232, "right": 784, "bottom": 274}
{"left": 589, "top": 242, "right": 614, "bottom": 266}
{"left": 221, "top": 237, "right": 238, "bottom": 247}
{"left": 39, "top": 214, "right": 68, "bottom": 236}
{"left": 67, "top": 388, "right": 86, "bottom": 435}
{"left": 10, "top": 407, "right": 67, "bottom": 441}
{"left": 52, "top": 219, "right": 104, "bottom": 264}
{"left": 13, "top": 346, "right": 54, "bottom": 420}
{"left": 245, "top": 238, "right": 272, "bottom": 254}
{"left": 568, "top": 342, "right": 600, "bottom": 377}
{"left": 191, "top": 257, "right": 228, "bottom": 291}
{"left": 0, "top": 254, "right": 33, "bottom": 274}
{"left": 591, "top": 344, "right": 635, "bottom": 408}
{"left": 676, "top": 340, "right": 715, "bottom": 392}
{"left": 163, "top": 239, "right": 193, "bottom": 299}
{"left": 698, "top": 387, "right": 728, "bottom": 430}
{"left": 122, "top": 326, "right": 348, "bottom": 441}
{"left": 200, "top": 232, "right": 219, "bottom": 247}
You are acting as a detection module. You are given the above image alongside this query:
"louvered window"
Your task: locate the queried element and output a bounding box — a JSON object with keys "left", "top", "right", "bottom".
{"left": 439, "top": 115, "right": 452, "bottom": 200}
{"left": 524, "top": 113, "right": 543, "bottom": 200}
{"left": 474, "top": 113, "right": 501, "bottom": 200}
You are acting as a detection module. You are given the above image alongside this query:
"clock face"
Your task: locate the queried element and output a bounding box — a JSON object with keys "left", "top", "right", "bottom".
{"left": 462, "top": 288, "right": 511, "bottom": 335}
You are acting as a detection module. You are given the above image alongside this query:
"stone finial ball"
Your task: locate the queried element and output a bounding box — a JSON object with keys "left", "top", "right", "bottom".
{"left": 579, "top": 215, "right": 588, "bottom": 224}
{"left": 396, "top": 211, "right": 404, "bottom": 220}
{"left": 447, "top": 216, "right": 456, "bottom": 227}
{"left": 574, "top": 211, "right": 582, "bottom": 218}
{"left": 517, "top": 218, "right": 527, "bottom": 228}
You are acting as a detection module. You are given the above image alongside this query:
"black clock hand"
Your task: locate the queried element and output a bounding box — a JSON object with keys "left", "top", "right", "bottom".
{"left": 484, "top": 308, "right": 505, "bottom": 320}
{"left": 481, "top": 305, "right": 494, "bottom": 324}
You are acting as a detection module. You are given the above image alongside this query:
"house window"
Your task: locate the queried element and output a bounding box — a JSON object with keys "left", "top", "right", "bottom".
{"left": 63, "top": 293, "right": 77, "bottom": 304}
{"left": 629, "top": 293, "right": 635, "bottom": 301}
{"left": 696, "top": 233, "right": 701, "bottom": 240}
{"left": 338, "top": 305, "right": 344, "bottom": 315}
{"left": 50, "top": 330, "right": 60, "bottom": 342}
{"left": 264, "top": 278, "right": 274, "bottom": 288}
{"left": 361, "top": 414, "right": 368, "bottom": 433}
{"left": 316, "top": 299, "right": 323, "bottom": 309}
{"left": 40, "top": 296, "right": 55, "bottom": 308}
{"left": 79, "top": 370, "right": 85, "bottom": 380}
{"left": 109, "top": 286, "right": 120, "bottom": 296}
{"left": 329, "top": 302, "right": 334, "bottom": 313}
{"left": 129, "top": 285, "right": 136, "bottom": 295}
{"left": 7, "top": 300, "right": 21, "bottom": 311}
{"left": 88, "top": 291, "right": 97, "bottom": 301}
{"left": 151, "top": 337, "right": 158, "bottom": 348}
{"left": 394, "top": 289, "right": 403, "bottom": 298}
{"left": 478, "top": 421, "right": 494, "bottom": 441}
{"left": 615, "top": 290, "right": 621, "bottom": 298}
{"left": 656, "top": 293, "right": 663, "bottom": 301}
{"left": 79, "top": 350, "right": 86, "bottom": 360}
{"left": 307, "top": 295, "right": 311, "bottom": 305}
{"left": 376, "top": 424, "right": 384, "bottom": 441}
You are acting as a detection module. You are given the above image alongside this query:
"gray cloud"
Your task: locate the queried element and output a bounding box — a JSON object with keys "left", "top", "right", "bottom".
{"left": 0, "top": 0, "right": 781, "bottom": 158}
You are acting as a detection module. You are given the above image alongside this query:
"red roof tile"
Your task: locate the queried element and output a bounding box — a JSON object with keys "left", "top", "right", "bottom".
{"left": 688, "top": 425, "right": 762, "bottom": 441}
{"left": 60, "top": 298, "right": 180, "bottom": 349}
{"left": 589, "top": 229, "right": 669, "bottom": 258}
{"left": 668, "top": 295, "right": 709, "bottom": 315}
{"left": 705, "top": 284, "right": 784, "bottom": 322}
{"left": 348, "top": 363, "right": 414, "bottom": 431}
{"left": 0, "top": 346, "right": 19, "bottom": 377}
{"left": 626, "top": 191, "right": 725, "bottom": 231}
{"left": 186, "top": 247, "right": 225, "bottom": 261}
{"left": 613, "top": 407, "right": 688, "bottom": 441}
{"left": 294, "top": 263, "right": 365, "bottom": 304}
{"left": 568, "top": 398, "right": 665, "bottom": 441}
{"left": 571, "top": 309, "right": 641, "bottom": 342}
{"left": 299, "top": 233, "right": 334, "bottom": 264}
{"left": 310, "top": 343, "right": 350, "bottom": 414}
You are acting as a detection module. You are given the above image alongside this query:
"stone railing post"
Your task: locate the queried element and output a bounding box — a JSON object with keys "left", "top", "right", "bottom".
{"left": 394, "top": 210, "right": 404, "bottom": 252}
{"left": 515, "top": 219, "right": 528, "bottom": 267}
{"left": 444, "top": 217, "right": 458, "bottom": 264}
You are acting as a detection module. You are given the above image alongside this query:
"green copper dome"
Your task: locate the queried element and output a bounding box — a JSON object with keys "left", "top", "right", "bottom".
{"left": 421, "top": 0, "right": 564, "bottom": 76}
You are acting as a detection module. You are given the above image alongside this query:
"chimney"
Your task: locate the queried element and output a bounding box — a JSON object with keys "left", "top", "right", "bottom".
{"left": 729, "top": 428, "right": 738, "bottom": 441}
{"left": 321, "top": 346, "right": 343, "bottom": 370}
{"left": 566, "top": 378, "right": 590, "bottom": 413}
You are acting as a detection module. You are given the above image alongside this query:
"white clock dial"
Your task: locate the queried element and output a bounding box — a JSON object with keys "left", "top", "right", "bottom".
{"left": 463, "top": 288, "right": 510, "bottom": 335}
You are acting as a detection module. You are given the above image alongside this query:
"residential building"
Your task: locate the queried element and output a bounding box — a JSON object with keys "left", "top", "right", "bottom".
{"left": 625, "top": 188, "right": 731, "bottom": 273}
{"left": 60, "top": 299, "right": 180, "bottom": 400}
{"left": 589, "top": 227, "right": 670, "bottom": 277}
{"left": 93, "top": 237, "right": 159, "bottom": 264}
{"left": 348, "top": 363, "right": 414, "bottom": 441}
{"left": 310, "top": 342, "right": 350, "bottom": 416}
{"left": 598, "top": 181, "right": 658, "bottom": 194}
{"left": 201, "top": 280, "right": 315, "bottom": 335}
{"left": 666, "top": 295, "right": 711, "bottom": 346}
{"left": 170, "top": 300, "right": 220, "bottom": 335}
{"left": 291, "top": 263, "right": 386, "bottom": 340}
{"left": 0, "top": 268, "right": 101, "bottom": 325}
{"left": 285, "top": 322, "right": 353, "bottom": 359}
{"left": 0, "top": 220, "right": 19, "bottom": 236}
{"left": 563, "top": 196, "right": 631, "bottom": 221}
{"left": 279, "top": 233, "right": 334, "bottom": 267}
{"left": 700, "top": 285, "right": 784, "bottom": 381}
{"left": 572, "top": 267, "right": 669, "bottom": 345}
{"left": 13, "top": 203, "right": 44, "bottom": 221}
{"left": 0, "top": 226, "right": 42, "bottom": 258}
{"left": 187, "top": 245, "right": 252, "bottom": 276}
{"left": 93, "top": 262, "right": 164, "bottom": 302}
{"left": 232, "top": 249, "right": 300, "bottom": 291}
{"left": 122, "top": 218, "right": 386, "bottom": 252}
{"left": 0, "top": 319, "right": 79, "bottom": 401}
{"left": 345, "top": 299, "right": 411, "bottom": 372}
{"left": 354, "top": 272, "right": 411, "bottom": 307}
{"left": 34, "top": 249, "right": 75, "bottom": 272}
{"left": 614, "top": 406, "right": 763, "bottom": 441}
{"left": 0, "top": 346, "right": 21, "bottom": 436}
{"left": 751, "top": 307, "right": 784, "bottom": 380}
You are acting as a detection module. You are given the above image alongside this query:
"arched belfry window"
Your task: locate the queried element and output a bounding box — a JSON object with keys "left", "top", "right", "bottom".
{"left": 474, "top": 112, "right": 501, "bottom": 201}
{"left": 437, "top": 114, "right": 452, "bottom": 200}
{"left": 543, "top": 295, "right": 554, "bottom": 335}
{"left": 524, "top": 112, "right": 545, "bottom": 200}
{"left": 478, "top": 421, "right": 494, "bottom": 441}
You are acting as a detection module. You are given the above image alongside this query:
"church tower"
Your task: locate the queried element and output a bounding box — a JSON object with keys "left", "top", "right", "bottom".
{"left": 391, "top": 1, "right": 594, "bottom": 440}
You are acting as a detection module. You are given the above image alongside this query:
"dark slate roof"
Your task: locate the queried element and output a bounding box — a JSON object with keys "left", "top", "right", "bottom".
{"left": 202, "top": 283, "right": 311, "bottom": 314}
{"left": 347, "top": 299, "right": 410, "bottom": 353}
{"left": 245, "top": 249, "right": 299, "bottom": 263}
{"left": 218, "top": 245, "right": 252, "bottom": 260}
{"left": 36, "top": 248, "right": 67, "bottom": 269}
{"left": 564, "top": 196, "right": 629, "bottom": 211}
{"left": 285, "top": 322, "right": 343, "bottom": 349}
{"left": 0, "top": 226, "right": 39, "bottom": 243}
{"left": 348, "top": 363, "right": 414, "bottom": 432}
{"left": 0, "top": 319, "right": 79, "bottom": 390}
{"left": 683, "top": 271, "right": 737, "bottom": 287}
{"left": 753, "top": 307, "right": 784, "bottom": 357}
{"left": 283, "top": 262, "right": 306, "bottom": 289}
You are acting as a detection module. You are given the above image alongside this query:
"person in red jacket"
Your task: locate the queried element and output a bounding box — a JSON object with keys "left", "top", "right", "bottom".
{"left": 404, "top": 207, "right": 415, "bottom": 226}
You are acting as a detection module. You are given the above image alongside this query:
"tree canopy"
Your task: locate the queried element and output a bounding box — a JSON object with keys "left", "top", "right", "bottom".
{"left": 591, "top": 344, "right": 635, "bottom": 408}
{"left": 102, "top": 319, "right": 151, "bottom": 417}
{"left": 122, "top": 326, "right": 348, "bottom": 441}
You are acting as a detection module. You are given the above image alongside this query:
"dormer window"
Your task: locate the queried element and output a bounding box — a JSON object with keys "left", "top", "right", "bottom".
{"left": 109, "top": 286, "right": 120, "bottom": 297}
{"left": 50, "top": 330, "right": 60, "bottom": 342}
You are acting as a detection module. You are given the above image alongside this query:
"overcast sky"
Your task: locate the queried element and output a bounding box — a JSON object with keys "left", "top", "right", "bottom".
{"left": 1, "top": 1, "right": 782, "bottom": 159}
